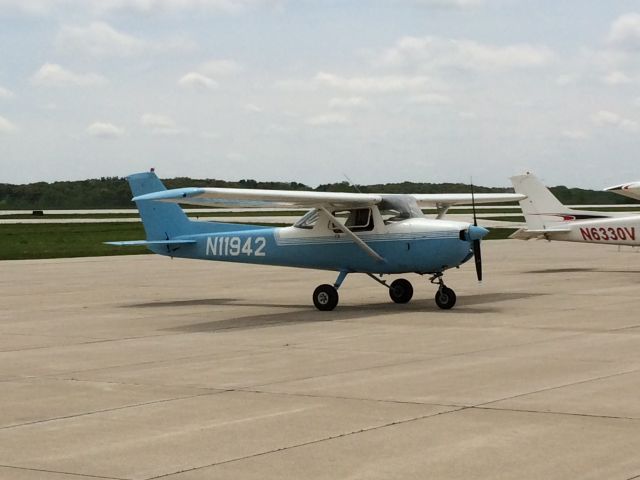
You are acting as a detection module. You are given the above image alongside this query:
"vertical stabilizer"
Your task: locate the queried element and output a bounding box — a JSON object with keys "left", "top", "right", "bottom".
{"left": 128, "top": 171, "right": 191, "bottom": 241}
{"left": 510, "top": 173, "right": 576, "bottom": 231}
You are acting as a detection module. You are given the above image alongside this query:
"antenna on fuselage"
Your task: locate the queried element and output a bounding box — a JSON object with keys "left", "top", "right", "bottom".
{"left": 343, "top": 173, "right": 363, "bottom": 194}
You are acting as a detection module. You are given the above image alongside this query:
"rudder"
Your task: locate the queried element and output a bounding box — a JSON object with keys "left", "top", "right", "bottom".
{"left": 128, "top": 171, "right": 192, "bottom": 241}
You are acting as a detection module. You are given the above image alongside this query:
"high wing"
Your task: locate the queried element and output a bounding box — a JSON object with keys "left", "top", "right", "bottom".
{"left": 603, "top": 182, "right": 640, "bottom": 202}
{"left": 133, "top": 187, "right": 382, "bottom": 209}
{"left": 133, "top": 187, "right": 524, "bottom": 211}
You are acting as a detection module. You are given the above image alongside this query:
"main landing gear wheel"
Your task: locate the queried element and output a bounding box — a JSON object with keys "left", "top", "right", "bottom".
{"left": 313, "top": 284, "right": 339, "bottom": 311}
{"left": 389, "top": 278, "right": 413, "bottom": 304}
{"left": 435, "top": 286, "right": 456, "bottom": 310}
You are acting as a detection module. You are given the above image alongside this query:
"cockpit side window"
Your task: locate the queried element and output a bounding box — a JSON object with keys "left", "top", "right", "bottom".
{"left": 331, "top": 208, "right": 374, "bottom": 232}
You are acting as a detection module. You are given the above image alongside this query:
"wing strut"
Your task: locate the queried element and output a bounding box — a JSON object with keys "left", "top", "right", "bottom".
{"left": 319, "top": 207, "right": 385, "bottom": 263}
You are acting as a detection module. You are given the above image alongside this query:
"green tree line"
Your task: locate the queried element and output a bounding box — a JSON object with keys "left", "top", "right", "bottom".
{"left": 0, "top": 176, "right": 633, "bottom": 210}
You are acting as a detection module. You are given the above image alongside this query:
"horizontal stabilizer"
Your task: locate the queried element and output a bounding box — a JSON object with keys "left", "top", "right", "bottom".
{"left": 104, "top": 239, "right": 196, "bottom": 247}
{"left": 509, "top": 227, "right": 571, "bottom": 240}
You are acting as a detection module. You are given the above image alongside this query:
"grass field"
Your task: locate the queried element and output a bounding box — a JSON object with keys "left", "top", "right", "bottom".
{"left": 0, "top": 222, "right": 517, "bottom": 260}
{"left": 0, "top": 223, "right": 149, "bottom": 260}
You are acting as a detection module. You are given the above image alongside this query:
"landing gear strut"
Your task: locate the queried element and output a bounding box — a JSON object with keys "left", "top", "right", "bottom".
{"left": 430, "top": 272, "right": 456, "bottom": 310}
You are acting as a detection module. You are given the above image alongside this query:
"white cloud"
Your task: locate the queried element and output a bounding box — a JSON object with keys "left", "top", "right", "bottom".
{"left": 0, "top": 0, "right": 276, "bottom": 15}
{"left": 603, "top": 71, "right": 633, "bottom": 85}
{"left": 377, "top": 35, "right": 554, "bottom": 71}
{"left": 556, "top": 74, "right": 578, "bottom": 86}
{"left": 199, "top": 59, "right": 243, "bottom": 76}
{"left": 591, "top": 110, "right": 638, "bottom": 132}
{"left": 178, "top": 72, "right": 218, "bottom": 90}
{"left": 328, "top": 96, "right": 369, "bottom": 109}
{"left": 458, "top": 111, "right": 476, "bottom": 119}
{"left": 315, "top": 72, "right": 430, "bottom": 93}
{"left": 408, "top": 93, "right": 452, "bottom": 105}
{"left": 141, "top": 113, "right": 186, "bottom": 135}
{"left": 607, "top": 13, "right": 640, "bottom": 51}
{"left": 409, "top": 0, "right": 483, "bottom": 7}
{"left": 57, "top": 22, "right": 147, "bottom": 57}
{"left": 86, "top": 122, "right": 124, "bottom": 139}
{"left": 57, "top": 22, "right": 196, "bottom": 57}
{"left": 178, "top": 59, "right": 242, "bottom": 90}
{"left": 0, "top": 85, "right": 14, "bottom": 99}
{"left": 561, "top": 129, "right": 589, "bottom": 140}
{"left": 306, "top": 112, "right": 349, "bottom": 126}
{"left": 0, "top": 115, "right": 17, "bottom": 134}
{"left": 244, "top": 103, "right": 263, "bottom": 112}
{"left": 30, "top": 63, "right": 107, "bottom": 87}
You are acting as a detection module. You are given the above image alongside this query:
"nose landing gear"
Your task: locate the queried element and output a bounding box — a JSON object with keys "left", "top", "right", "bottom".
{"left": 430, "top": 272, "right": 456, "bottom": 310}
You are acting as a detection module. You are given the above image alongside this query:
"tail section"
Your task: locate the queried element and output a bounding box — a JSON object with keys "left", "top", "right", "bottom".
{"left": 107, "top": 171, "right": 270, "bottom": 252}
{"left": 510, "top": 173, "right": 612, "bottom": 237}
{"left": 128, "top": 172, "right": 194, "bottom": 241}
{"left": 510, "top": 173, "right": 578, "bottom": 231}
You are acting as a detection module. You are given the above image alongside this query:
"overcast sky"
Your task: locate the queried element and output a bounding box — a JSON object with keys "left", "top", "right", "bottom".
{"left": 0, "top": 0, "right": 639, "bottom": 188}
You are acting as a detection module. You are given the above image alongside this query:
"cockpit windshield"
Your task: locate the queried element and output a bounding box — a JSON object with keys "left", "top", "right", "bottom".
{"left": 379, "top": 195, "right": 424, "bottom": 224}
{"left": 294, "top": 208, "right": 319, "bottom": 229}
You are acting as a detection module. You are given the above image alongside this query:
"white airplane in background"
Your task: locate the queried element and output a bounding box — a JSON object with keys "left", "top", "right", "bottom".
{"left": 510, "top": 173, "right": 640, "bottom": 246}
{"left": 604, "top": 181, "right": 640, "bottom": 201}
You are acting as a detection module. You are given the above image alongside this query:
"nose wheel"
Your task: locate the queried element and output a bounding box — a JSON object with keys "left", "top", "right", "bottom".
{"left": 430, "top": 273, "right": 456, "bottom": 310}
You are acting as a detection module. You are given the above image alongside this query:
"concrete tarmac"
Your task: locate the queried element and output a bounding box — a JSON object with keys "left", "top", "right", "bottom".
{"left": 1, "top": 240, "right": 639, "bottom": 479}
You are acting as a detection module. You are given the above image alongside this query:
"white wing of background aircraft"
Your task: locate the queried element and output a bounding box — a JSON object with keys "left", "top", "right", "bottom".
{"left": 604, "top": 182, "right": 640, "bottom": 202}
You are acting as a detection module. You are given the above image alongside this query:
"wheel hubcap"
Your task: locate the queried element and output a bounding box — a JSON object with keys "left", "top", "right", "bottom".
{"left": 318, "top": 292, "right": 329, "bottom": 304}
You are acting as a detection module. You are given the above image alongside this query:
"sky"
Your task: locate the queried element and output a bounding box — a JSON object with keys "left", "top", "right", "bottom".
{"left": 0, "top": 0, "right": 639, "bottom": 188}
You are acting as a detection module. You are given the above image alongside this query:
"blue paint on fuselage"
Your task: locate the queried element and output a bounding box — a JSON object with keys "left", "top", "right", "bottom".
{"left": 150, "top": 226, "right": 473, "bottom": 275}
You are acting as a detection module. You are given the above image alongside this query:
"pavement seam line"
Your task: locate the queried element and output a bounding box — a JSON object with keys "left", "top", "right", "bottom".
{"left": 144, "top": 405, "right": 468, "bottom": 479}
{"left": 0, "top": 464, "right": 129, "bottom": 480}
{"left": 475, "top": 366, "right": 640, "bottom": 408}
{"left": 237, "top": 387, "right": 465, "bottom": 408}
{"left": 0, "top": 390, "right": 227, "bottom": 431}
{"left": 235, "top": 330, "right": 593, "bottom": 392}
{"left": 474, "top": 405, "right": 640, "bottom": 422}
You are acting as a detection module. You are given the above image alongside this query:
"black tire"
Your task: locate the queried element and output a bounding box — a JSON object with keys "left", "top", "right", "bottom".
{"left": 313, "top": 284, "right": 339, "bottom": 311}
{"left": 435, "top": 287, "right": 456, "bottom": 310}
{"left": 389, "top": 278, "right": 413, "bottom": 304}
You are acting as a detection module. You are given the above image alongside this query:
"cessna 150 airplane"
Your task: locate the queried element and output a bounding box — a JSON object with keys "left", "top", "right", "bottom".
{"left": 108, "top": 171, "right": 525, "bottom": 311}
{"left": 510, "top": 172, "right": 640, "bottom": 246}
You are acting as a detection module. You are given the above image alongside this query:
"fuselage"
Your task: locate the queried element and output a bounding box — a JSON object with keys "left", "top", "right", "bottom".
{"left": 542, "top": 215, "right": 640, "bottom": 246}
{"left": 150, "top": 210, "right": 478, "bottom": 275}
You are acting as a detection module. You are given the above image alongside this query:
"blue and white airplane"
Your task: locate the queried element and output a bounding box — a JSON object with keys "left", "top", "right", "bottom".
{"left": 108, "top": 171, "right": 525, "bottom": 311}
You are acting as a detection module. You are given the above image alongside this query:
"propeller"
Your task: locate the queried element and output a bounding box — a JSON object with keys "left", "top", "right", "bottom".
{"left": 470, "top": 180, "right": 483, "bottom": 282}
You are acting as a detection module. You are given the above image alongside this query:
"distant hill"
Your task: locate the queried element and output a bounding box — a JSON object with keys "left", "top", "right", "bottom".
{"left": 0, "top": 176, "right": 633, "bottom": 210}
